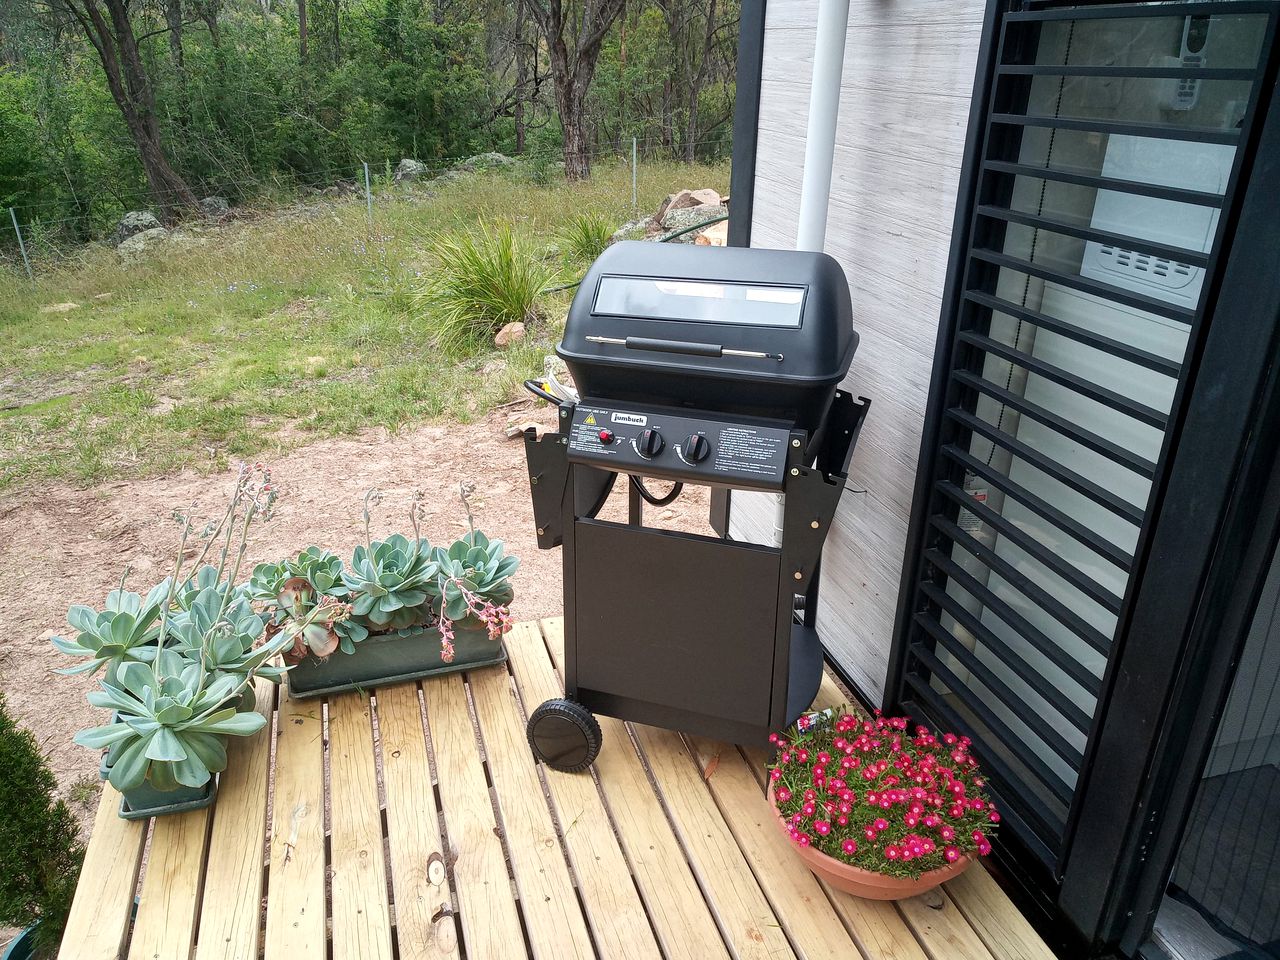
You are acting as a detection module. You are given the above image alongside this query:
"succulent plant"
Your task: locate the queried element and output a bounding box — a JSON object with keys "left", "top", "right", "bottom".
{"left": 175, "top": 564, "right": 250, "bottom": 613}
{"left": 431, "top": 531, "right": 518, "bottom": 623}
{"left": 51, "top": 581, "right": 172, "bottom": 677}
{"left": 166, "top": 585, "right": 290, "bottom": 683}
{"left": 342, "top": 533, "right": 438, "bottom": 631}
{"left": 249, "top": 548, "right": 347, "bottom": 603}
{"left": 75, "top": 653, "right": 268, "bottom": 792}
{"left": 253, "top": 548, "right": 367, "bottom": 655}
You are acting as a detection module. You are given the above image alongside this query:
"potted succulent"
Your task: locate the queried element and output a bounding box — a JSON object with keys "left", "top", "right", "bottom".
{"left": 54, "top": 464, "right": 291, "bottom": 819}
{"left": 271, "top": 486, "right": 518, "bottom": 698}
{"left": 767, "top": 708, "right": 999, "bottom": 899}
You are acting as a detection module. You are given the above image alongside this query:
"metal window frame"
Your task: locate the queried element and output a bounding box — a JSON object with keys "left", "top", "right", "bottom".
{"left": 887, "top": 0, "right": 1280, "bottom": 952}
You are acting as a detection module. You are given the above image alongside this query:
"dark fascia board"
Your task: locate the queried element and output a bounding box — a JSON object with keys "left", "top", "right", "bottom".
{"left": 728, "top": 0, "right": 767, "bottom": 249}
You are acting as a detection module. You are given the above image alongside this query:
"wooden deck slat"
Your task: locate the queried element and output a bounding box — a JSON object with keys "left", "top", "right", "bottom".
{"left": 422, "top": 673, "right": 527, "bottom": 959}
{"left": 507, "top": 621, "right": 664, "bottom": 960}
{"left": 540, "top": 618, "right": 785, "bottom": 960}
{"left": 687, "top": 735, "right": 869, "bottom": 960}
{"left": 328, "top": 693, "right": 394, "bottom": 960}
{"left": 943, "top": 868, "right": 1058, "bottom": 960}
{"left": 263, "top": 686, "right": 326, "bottom": 959}
{"left": 58, "top": 783, "right": 148, "bottom": 960}
{"left": 632, "top": 722, "right": 798, "bottom": 960}
{"left": 376, "top": 682, "right": 459, "bottom": 959}
{"left": 195, "top": 679, "right": 276, "bottom": 960}
{"left": 128, "top": 806, "right": 212, "bottom": 960}
{"left": 469, "top": 658, "right": 595, "bottom": 960}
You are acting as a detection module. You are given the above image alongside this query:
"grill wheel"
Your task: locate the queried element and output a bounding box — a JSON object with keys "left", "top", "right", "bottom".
{"left": 527, "top": 699, "right": 603, "bottom": 773}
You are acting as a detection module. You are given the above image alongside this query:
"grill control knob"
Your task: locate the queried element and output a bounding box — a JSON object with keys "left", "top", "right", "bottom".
{"left": 598, "top": 429, "right": 614, "bottom": 445}
{"left": 682, "top": 434, "right": 710, "bottom": 464}
{"left": 636, "top": 428, "right": 665, "bottom": 459}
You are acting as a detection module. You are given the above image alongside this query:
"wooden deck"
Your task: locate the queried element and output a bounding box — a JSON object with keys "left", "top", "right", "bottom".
{"left": 58, "top": 617, "right": 1058, "bottom": 960}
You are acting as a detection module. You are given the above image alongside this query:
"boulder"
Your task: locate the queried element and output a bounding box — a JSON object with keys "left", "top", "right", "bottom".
{"left": 661, "top": 204, "right": 728, "bottom": 241}
{"left": 611, "top": 216, "right": 657, "bottom": 244}
{"left": 495, "top": 321, "right": 526, "bottom": 349}
{"left": 394, "top": 159, "right": 429, "bottom": 183}
{"left": 38, "top": 302, "right": 80, "bottom": 314}
{"left": 197, "top": 196, "right": 230, "bottom": 219}
{"left": 431, "top": 170, "right": 469, "bottom": 188}
{"left": 454, "top": 152, "right": 517, "bottom": 173}
{"left": 117, "top": 226, "right": 171, "bottom": 260}
{"left": 693, "top": 220, "right": 730, "bottom": 247}
{"left": 655, "top": 188, "right": 722, "bottom": 223}
{"left": 110, "top": 211, "right": 162, "bottom": 246}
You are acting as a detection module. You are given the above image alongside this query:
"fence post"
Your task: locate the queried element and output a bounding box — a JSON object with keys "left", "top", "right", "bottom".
{"left": 363, "top": 162, "right": 373, "bottom": 223}
{"left": 632, "top": 137, "right": 638, "bottom": 212}
{"left": 8, "top": 208, "right": 32, "bottom": 281}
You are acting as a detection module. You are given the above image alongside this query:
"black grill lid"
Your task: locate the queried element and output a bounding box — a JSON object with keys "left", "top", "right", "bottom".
{"left": 559, "top": 241, "right": 857, "bottom": 431}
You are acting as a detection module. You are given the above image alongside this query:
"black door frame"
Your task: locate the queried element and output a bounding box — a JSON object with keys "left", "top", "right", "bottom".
{"left": 886, "top": 0, "right": 1280, "bottom": 952}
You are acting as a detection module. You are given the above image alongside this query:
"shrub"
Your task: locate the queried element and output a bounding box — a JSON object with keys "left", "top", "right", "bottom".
{"left": 559, "top": 213, "right": 614, "bottom": 263}
{"left": 0, "top": 693, "right": 85, "bottom": 958}
{"left": 768, "top": 709, "right": 998, "bottom": 879}
{"left": 416, "top": 223, "right": 557, "bottom": 357}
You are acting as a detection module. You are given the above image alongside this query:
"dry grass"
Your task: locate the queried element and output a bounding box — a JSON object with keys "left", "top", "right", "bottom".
{"left": 0, "top": 159, "right": 730, "bottom": 491}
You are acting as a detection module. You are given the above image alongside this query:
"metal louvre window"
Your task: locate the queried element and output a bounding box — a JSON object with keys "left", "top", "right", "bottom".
{"left": 895, "top": 0, "right": 1278, "bottom": 861}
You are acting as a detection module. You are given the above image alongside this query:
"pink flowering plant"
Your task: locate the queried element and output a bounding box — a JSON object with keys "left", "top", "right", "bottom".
{"left": 768, "top": 708, "right": 998, "bottom": 879}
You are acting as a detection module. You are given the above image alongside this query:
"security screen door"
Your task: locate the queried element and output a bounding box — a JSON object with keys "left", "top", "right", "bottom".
{"left": 890, "top": 0, "right": 1279, "bottom": 893}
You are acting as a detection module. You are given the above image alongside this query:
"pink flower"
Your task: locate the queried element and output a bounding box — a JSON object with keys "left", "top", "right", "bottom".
{"left": 841, "top": 839, "right": 857, "bottom": 856}
{"left": 945, "top": 846, "right": 961, "bottom": 862}
{"left": 776, "top": 787, "right": 792, "bottom": 803}
{"left": 814, "top": 820, "right": 832, "bottom": 836}
{"left": 885, "top": 846, "right": 901, "bottom": 860}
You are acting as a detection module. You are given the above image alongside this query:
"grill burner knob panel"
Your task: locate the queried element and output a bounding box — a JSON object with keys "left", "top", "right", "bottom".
{"left": 636, "top": 429, "right": 665, "bottom": 459}
{"left": 682, "top": 435, "right": 710, "bottom": 464}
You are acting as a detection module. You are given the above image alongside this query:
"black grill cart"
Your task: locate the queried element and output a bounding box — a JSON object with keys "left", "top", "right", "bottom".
{"left": 523, "top": 242, "right": 869, "bottom": 770}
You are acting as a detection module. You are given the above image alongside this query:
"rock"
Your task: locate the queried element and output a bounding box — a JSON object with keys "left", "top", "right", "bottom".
{"left": 693, "top": 220, "right": 730, "bottom": 247}
{"left": 93, "top": 292, "right": 113, "bottom": 301}
{"left": 394, "top": 159, "right": 428, "bottom": 183}
{"left": 495, "top": 321, "right": 526, "bottom": 349}
{"left": 38, "top": 302, "right": 80, "bottom": 314}
{"left": 655, "top": 188, "right": 722, "bottom": 223}
{"left": 197, "top": 196, "right": 230, "bottom": 219}
{"left": 453, "top": 152, "right": 517, "bottom": 173}
{"left": 661, "top": 204, "right": 728, "bottom": 241}
{"left": 117, "top": 226, "right": 171, "bottom": 260}
{"left": 431, "top": 170, "right": 469, "bottom": 188}
{"left": 110, "top": 210, "right": 162, "bottom": 246}
{"left": 321, "top": 181, "right": 357, "bottom": 197}
{"left": 611, "top": 216, "right": 656, "bottom": 243}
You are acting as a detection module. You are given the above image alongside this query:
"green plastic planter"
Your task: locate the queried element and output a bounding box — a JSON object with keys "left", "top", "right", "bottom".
{"left": 286, "top": 624, "right": 505, "bottom": 698}
{"left": 99, "top": 748, "right": 217, "bottom": 821}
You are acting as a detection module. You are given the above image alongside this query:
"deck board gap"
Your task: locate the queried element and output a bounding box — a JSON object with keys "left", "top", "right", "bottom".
{"left": 365, "top": 691, "right": 403, "bottom": 960}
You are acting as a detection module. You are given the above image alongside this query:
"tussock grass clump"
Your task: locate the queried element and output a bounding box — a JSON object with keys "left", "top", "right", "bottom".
{"left": 559, "top": 213, "right": 614, "bottom": 264}
{"left": 416, "top": 224, "right": 558, "bottom": 357}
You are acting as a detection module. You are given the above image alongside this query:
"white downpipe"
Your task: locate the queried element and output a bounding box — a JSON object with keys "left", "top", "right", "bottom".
{"left": 774, "top": 0, "right": 852, "bottom": 546}
{"left": 795, "top": 0, "right": 852, "bottom": 253}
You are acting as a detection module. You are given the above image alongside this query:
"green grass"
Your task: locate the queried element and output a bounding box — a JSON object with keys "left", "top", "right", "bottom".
{"left": 0, "top": 159, "right": 729, "bottom": 492}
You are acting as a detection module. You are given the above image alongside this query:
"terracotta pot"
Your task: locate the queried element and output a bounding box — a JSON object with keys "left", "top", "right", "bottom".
{"left": 767, "top": 782, "right": 971, "bottom": 900}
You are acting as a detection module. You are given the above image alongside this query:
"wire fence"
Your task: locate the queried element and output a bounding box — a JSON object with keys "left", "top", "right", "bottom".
{"left": 2, "top": 136, "right": 732, "bottom": 278}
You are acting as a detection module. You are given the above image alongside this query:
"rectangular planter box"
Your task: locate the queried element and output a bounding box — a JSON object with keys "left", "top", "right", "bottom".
{"left": 99, "top": 753, "right": 217, "bottom": 820}
{"left": 286, "top": 624, "right": 505, "bottom": 699}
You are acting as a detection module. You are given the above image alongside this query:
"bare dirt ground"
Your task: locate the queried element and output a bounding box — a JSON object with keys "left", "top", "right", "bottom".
{"left": 0, "top": 402, "right": 709, "bottom": 829}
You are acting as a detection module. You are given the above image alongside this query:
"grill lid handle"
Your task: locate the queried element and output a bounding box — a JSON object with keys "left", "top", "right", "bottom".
{"left": 585, "top": 335, "right": 782, "bottom": 362}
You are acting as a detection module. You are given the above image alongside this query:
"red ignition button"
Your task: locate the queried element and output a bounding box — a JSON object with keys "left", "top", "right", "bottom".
{"left": 598, "top": 428, "right": 615, "bottom": 445}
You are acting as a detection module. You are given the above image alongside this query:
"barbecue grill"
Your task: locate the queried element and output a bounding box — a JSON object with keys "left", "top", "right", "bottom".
{"left": 522, "top": 241, "right": 870, "bottom": 771}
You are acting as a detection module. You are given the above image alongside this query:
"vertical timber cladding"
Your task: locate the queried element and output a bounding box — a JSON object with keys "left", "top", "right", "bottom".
{"left": 892, "top": 0, "right": 1278, "bottom": 867}
{"left": 731, "top": 0, "right": 988, "bottom": 701}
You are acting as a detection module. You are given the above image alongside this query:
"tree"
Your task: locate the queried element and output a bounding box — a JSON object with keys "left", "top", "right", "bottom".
{"left": 525, "top": 0, "right": 627, "bottom": 180}
{"left": 50, "top": 0, "right": 197, "bottom": 219}
{"left": 656, "top": 0, "right": 735, "bottom": 161}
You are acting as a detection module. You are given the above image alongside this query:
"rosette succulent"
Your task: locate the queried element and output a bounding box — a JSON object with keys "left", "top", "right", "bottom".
{"left": 167, "top": 585, "right": 290, "bottom": 683}
{"left": 431, "top": 531, "right": 518, "bottom": 623}
{"left": 253, "top": 548, "right": 367, "bottom": 655}
{"left": 76, "top": 653, "right": 268, "bottom": 792}
{"left": 51, "top": 581, "right": 172, "bottom": 677}
{"left": 342, "top": 534, "right": 438, "bottom": 631}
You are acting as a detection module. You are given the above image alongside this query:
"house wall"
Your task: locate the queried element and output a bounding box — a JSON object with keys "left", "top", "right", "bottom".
{"left": 729, "top": 0, "right": 988, "bottom": 700}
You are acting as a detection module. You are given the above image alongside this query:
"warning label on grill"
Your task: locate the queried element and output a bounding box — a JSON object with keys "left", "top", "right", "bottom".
{"left": 713, "top": 426, "right": 786, "bottom": 479}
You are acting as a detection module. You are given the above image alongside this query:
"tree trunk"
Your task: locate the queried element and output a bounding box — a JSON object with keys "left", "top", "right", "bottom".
{"left": 66, "top": 0, "right": 197, "bottom": 221}
{"left": 164, "top": 0, "right": 184, "bottom": 72}
{"left": 297, "top": 0, "right": 308, "bottom": 63}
